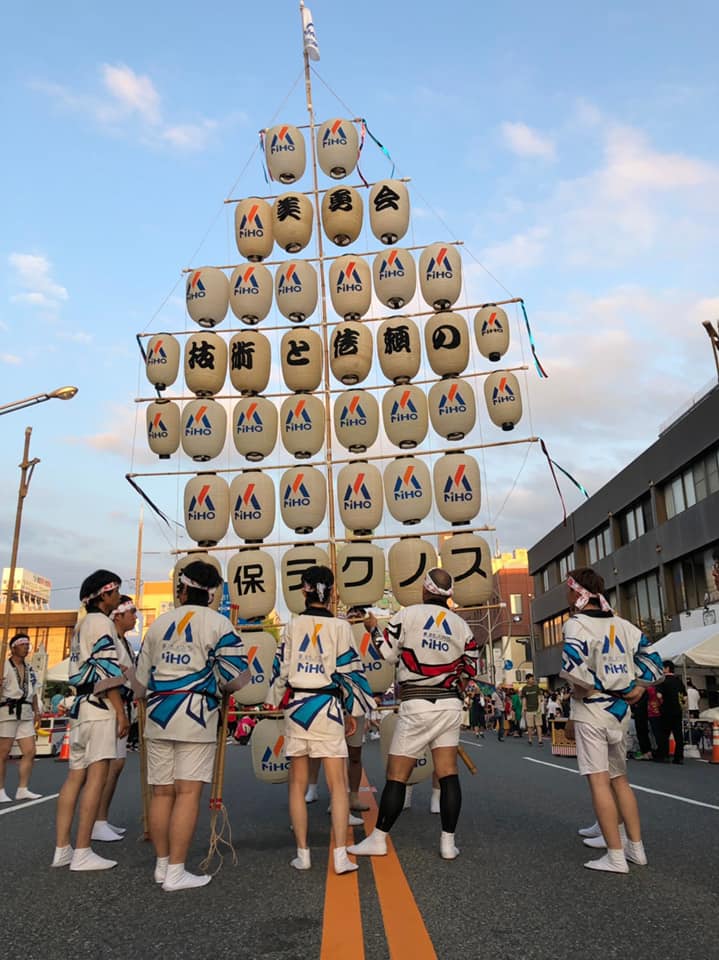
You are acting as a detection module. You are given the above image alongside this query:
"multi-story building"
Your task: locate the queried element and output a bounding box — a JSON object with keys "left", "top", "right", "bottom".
{"left": 528, "top": 383, "right": 719, "bottom": 685}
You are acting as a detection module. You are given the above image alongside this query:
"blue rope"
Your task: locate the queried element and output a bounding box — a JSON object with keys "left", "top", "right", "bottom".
{"left": 520, "top": 300, "right": 548, "bottom": 379}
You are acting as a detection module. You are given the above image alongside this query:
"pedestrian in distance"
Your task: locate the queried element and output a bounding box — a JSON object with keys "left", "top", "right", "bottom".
{"left": 0, "top": 633, "right": 43, "bottom": 803}
{"left": 655, "top": 660, "right": 686, "bottom": 764}
{"left": 492, "top": 687, "right": 506, "bottom": 741}
{"left": 521, "top": 673, "right": 543, "bottom": 747}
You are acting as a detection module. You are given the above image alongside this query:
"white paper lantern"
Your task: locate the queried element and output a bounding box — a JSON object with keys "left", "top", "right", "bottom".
{"left": 388, "top": 537, "right": 438, "bottom": 607}
{"left": 232, "top": 396, "right": 278, "bottom": 461}
{"left": 350, "top": 622, "right": 395, "bottom": 694}
{"left": 484, "top": 371, "right": 523, "bottom": 431}
{"left": 275, "top": 260, "right": 318, "bottom": 323}
{"left": 428, "top": 377, "right": 476, "bottom": 441}
{"left": 229, "top": 471, "right": 276, "bottom": 542}
{"left": 181, "top": 399, "right": 227, "bottom": 462}
{"left": 329, "top": 255, "right": 372, "bottom": 319}
{"left": 337, "top": 463, "right": 383, "bottom": 534}
{"left": 330, "top": 321, "right": 373, "bottom": 385}
{"left": 372, "top": 248, "right": 416, "bottom": 309}
{"left": 229, "top": 264, "right": 273, "bottom": 325}
{"left": 321, "top": 185, "right": 363, "bottom": 246}
{"left": 234, "top": 198, "right": 273, "bottom": 262}
{"left": 184, "top": 332, "right": 227, "bottom": 397}
{"left": 229, "top": 331, "right": 271, "bottom": 394}
{"left": 146, "top": 400, "right": 180, "bottom": 459}
{"left": 173, "top": 552, "right": 223, "bottom": 611}
{"left": 227, "top": 548, "right": 276, "bottom": 620}
{"left": 369, "top": 179, "right": 410, "bottom": 245}
{"left": 280, "top": 394, "right": 325, "bottom": 459}
{"left": 336, "top": 541, "right": 385, "bottom": 607}
{"left": 280, "top": 328, "right": 323, "bottom": 393}
{"left": 474, "top": 306, "right": 510, "bottom": 361}
{"left": 281, "top": 544, "right": 331, "bottom": 614}
{"left": 146, "top": 334, "right": 180, "bottom": 391}
{"left": 425, "top": 312, "right": 470, "bottom": 377}
{"left": 419, "top": 243, "right": 462, "bottom": 310}
{"left": 382, "top": 384, "right": 429, "bottom": 449}
{"left": 233, "top": 630, "right": 276, "bottom": 706}
{"left": 383, "top": 457, "right": 432, "bottom": 525}
{"left": 272, "top": 192, "right": 314, "bottom": 254}
{"left": 251, "top": 718, "right": 290, "bottom": 783}
{"left": 279, "top": 466, "right": 327, "bottom": 534}
{"left": 439, "top": 533, "right": 493, "bottom": 606}
{"left": 376, "top": 317, "right": 421, "bottom": 384}
{"left": 185, "top": 267, "right": 229, "bottom": 328}
{"left": 333, "top": 389, "right": 379, "bottom": 453}
{"left": 317, "top": 119, "right": 359, "bottom": 179}
{"left": 265, "top": 124, "right": 306, "bottom": 184}
{"left": 184, "top": 474, "right": 230, "bottom": 547}
{"left": 433, "top": 453, "right": 481, "bottom": 525}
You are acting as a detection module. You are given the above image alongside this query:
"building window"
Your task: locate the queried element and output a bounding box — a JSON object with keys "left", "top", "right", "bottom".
{"left": 621, "top": 571, "right": 664, "bottom": 643}
{"left": 664, "top": 445, "right": 719, "bottom": 518}
{"left": 618, "top": 496, "right": 653, "bottom": 546}
{"left": 669, "top": 544, "right": 719, "bottom": 611}
{"left": 585, "top": 524, "right": 612, "bottom": 564}
{"left": 559, "top": 550, "right": 575, "bottom": 581}
{"left": 510, "top": 594, "right": 523, "bottom": 616}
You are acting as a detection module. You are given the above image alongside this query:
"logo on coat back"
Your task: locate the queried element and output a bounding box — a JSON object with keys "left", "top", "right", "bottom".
{"left": 161, "top": 611, "right": 195, "bottom": 664}
{"left": 148, "top": 340, "right": 168, "bottom": 365}
{"left": 422, "top": 610, "right": 452, "bottom": 651}
{"left": 246, "top": 645, "right": 266, "bottom": 684}
{"left": 239, "top": 204, "right": 265, "bottom": 237}
{"left": 438, "top": 383, "right": 467, "bottom": 416}
{"left": 186, "top": 271, "right": 206, "bottom": 301}
{"left": 603, "top": 625, "right": 627, "bottom": 673}
{"left": 339, "top": 394, "right": 367, "bottom": 429}
{"left": 393, "top": 465, "right": 423, "bottom": 501}
{"left": 277, "top": 263, "right": 303, "bottom": 296}
{"left": 185, "top": 405, "right": 212, "bottom": 437}
{"left": 233, "top": 266, "right": 261, "bottom": 297}
{"left": 322, "top": 120, "right": 348, "bottom": 147}
{"left": 283, "top": 473, "right": 311, "bottom": 510}
{"left": 233, "top": 483, "right": 262, "bottom": 522}
{"left": 299, "top": 625, "right": 324, "bottom": 653}
{"left": 359, "top": 631, "right": 384, "bottom": 670}
{"left": 285, "top": 398, "right": 312, "bottom": 432}
{"left": 378, "top": 249, "right": 405, "bottom": 280}
{"left": 237, "top": 402, "right": 263, "bottom": 434}
{"left": 481, "top": 311, "right": 503, "bottom": 335}
{"left": 390, "top": 390, "right": 418, "bottom": 423}
{"left": 187, "top": 484, "right": 216, "bottom": 521}
{"left": 443, "top": 464, "right": 473, "bottom": 503}
{"left": 148, "top": 412, "right": 168, "bottom": 440}
{"left": 270, "top": 126, "right": 296, "bottom": 153}
{"left": 261, "top": 735, "right": 288, "bottom": 772}
{"left": 491, "top": 377, "right": 516, "bottom": 404}
{"left": 425, "top": 247, "right": 453, "bottom": 281}
{"left": 335, "top": 260, "right": 364, "bottom": 294}
{"left": 343, "top": 473, "right": 372, "bottom": 511}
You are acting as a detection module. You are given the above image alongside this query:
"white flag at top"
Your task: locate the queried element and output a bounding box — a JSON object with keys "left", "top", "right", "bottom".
{"left": 302, "top": 5, "right": 320, "bottom": 61}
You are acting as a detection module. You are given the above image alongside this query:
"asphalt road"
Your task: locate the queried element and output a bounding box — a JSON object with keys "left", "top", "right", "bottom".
{"left": 1, "top": 733, "right": 717, "bottom": 960}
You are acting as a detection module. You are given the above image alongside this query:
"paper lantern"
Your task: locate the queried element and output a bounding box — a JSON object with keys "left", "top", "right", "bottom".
{"left": 251, "top": 718, "right": 290, "bottom": 783}
{"left": 184, "top": 332, "right": 227, "bottom": 397}
{"left": 376, "top": 317, "right": 421, "bottom": 384}
{"left": 372, "top": 248, "right": 416, "bottom": 309}
{"left": 337, "top": 463, "right": 383, "bottom": 534}
{"left": 227, "top": 548, "right": 276, "bottom": 619}
{"left": 329, "top": 255, "right": 371, "bottom": 319}
{"left": 336, "top": 541, "right": 385, "bottom": 607}
{"left": 316, "top": 119, "right": 359, "bottom": 179}
{"left": 281, "top": 544, "right": 331, "bottom": 614}
{"left": 264, "top": 124, "right": 306, "bottom": 184}
{"left": 280, "top": 329, "right": 323, "bottom": 393}
{"left": 280, "top": 394, "right": 325, "bottom": 459}
{"left": 321, "top": 185, "right": 362, "bottom": 246}
{"left": 428, "top": 377, "right": 476, "bottom": 441}
{"left": 146, "top": 334, "right": 180, "bottom": 391}
{"left": 424, "top": 312, "right": 470, "bottom": 377}
{"left": 232, "top": 396, "right": 278, "bottom": 461}
{"left": 184, "top": 474, "right": 230, "bottom": 547}
{"left": 382, "top": 384, "right": 428, "bottom": 449}
{"left": 181, "top": 399, "right": 227, "bottom": 462}
{"left": 388, "top": 537, "right": 438, "bottom": 607}
{"left": 229, "top": 264, "right": 273, "bottom": 325}
{"left": 484, "top": 371, "right": 523, "bottom": 431}
{"left": 439, "top": 533, "right": 493, "bottom": 606}
{"left": 233, "top": 630, "right": 276, "bottom": 706}
{"left": 419, "top": 243, "right": 462, "bottom": 310}
{"left": 330, "top": 321, "right": 373, "bottom": 385}
{"left": 369, "top": 179, "right": 410, "bottom": 245}
{"left": 433, "top": 453, "right": 481, "bottom": 525}
{"left": 146, "top": 400, "right": 180, "bottom": 459}
{"left": 185, "top": 267, "right": 229, "bottom": 328}
{"left": 229, "top": 471, "right": 276, "bottom": 542}
{"left": 229, "top": 331, "right": 271, "bottom": 394}
{"left": 279, "top": 466, "right": 327, "bottom": 534}
{"left": 275, "top": 260, "right": 318, "bottom": 323}
{"left": 380, "top": 712, "right": 432, "bottom": 784}
{"left": 173, "top": 552, "right": 223, "bottom": 611}
{"left": 272, "top": 192, "right": 313, "bottom": 254}
{"left": 474, "top": 306, "right": 510, "bottom": 361}
{"left": 383, "top": 457, "right": 432, "bottom": 525}
{"left": 234, "top": 198, "right": 273, "bottom": 262}
{"left": 333, "top": 389, "right": 379, "bottom": 453}
{"left": 350, "top": 622, "right": 395, "bottom": 695}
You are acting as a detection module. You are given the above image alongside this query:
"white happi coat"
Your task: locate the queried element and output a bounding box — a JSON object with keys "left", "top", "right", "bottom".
{"left": 68, "top": 612, "right": 125, "bottom": 723}
{"left": 1, "top": 659, "right": 38, "bottom": 722}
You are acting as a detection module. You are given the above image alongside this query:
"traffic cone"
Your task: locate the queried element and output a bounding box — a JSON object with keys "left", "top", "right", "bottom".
{"left": 711, "top": 721, "right": 719, "bottom": 764}
{"left": 668, "top": 733, "right": 676, "bottom": 757}
{"left": 55, "top": 727, "right": 70, "bottom": 762}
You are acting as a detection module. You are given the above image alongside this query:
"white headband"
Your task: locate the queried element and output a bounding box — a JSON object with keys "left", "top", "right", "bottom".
{"left": 82, "top": 580, "right": 120, "bottom": 604}
{"left": 423, "top": 571, "right": 453, "bottom": 597}
{"left": 111, "top": 600, "right": 136, "bottom": 620}
{"left": 567, "top": 576, "right": 613, "bottom": 613}
{"left": 10, "top": 636, "right": 30, "bottom": 648}
{"left": 180, "top": 572, "right": 216, "bottom": 603}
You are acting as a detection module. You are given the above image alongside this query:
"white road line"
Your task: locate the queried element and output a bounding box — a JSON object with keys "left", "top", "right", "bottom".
{"left": 459, "top": 738, "right": 483, "bottom": 748}
{"left": 0, "top": 793, "right": 58, "bottom": 816}
{"left": 524, "top": 757, "right": 719, "bottom": 811}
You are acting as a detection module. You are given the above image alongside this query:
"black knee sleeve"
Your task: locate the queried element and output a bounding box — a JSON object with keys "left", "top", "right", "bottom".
{"left": 375, "top": 779, "right": 406, "bottom": 833}
{"left": 439, "top": 774, "right": 461, "bottom": 833}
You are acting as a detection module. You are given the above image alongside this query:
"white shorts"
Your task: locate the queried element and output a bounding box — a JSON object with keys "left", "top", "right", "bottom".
{"left": 345, "top": 718, "right": 366, "bottom": 749}
{"left": 69, "top": 718, "right": 117, "bottom": 770}
{"left": 574, "top": 721, "right": 627, "bottom": 779}
{"left": 116, "top": 735, "right": 128, "bottom": 760}
{"left": 390, "top": 700, "right": 461, "bottom": 759}
{"left": 146, "top": 739, "right": 216, "bottom": 785}
{"left": 285, "top": 731, "right": 348, "bottom": 759}
{"left": 0, "top": 718, "right": 35, "bottom": 742}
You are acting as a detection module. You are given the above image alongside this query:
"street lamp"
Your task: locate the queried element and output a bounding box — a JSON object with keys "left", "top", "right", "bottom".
{"left": 0, "top": 385, "right": 78, "bottom": 417}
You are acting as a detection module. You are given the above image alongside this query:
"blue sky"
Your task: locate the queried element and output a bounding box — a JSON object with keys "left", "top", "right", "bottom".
{"left": 1, "top": 1, "right": 718, "bottom": 608}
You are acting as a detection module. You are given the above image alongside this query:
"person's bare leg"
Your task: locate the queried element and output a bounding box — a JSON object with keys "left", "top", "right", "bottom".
{"left": 586, "top": 772, "right": 621, "bottom": 849}
{"left": 16, "top": 736, "right": 36, "bottom": 788}
{"left": 150, "top": 784, "right": 175, "bottom": 858}
{"left": 0, "top": 738, "right": 13, "bottom": 793}
{"left": 56, "top": 768, "right": 87, "bottom": 847}
{"left": 305, "top": 756, "right": 321, "bottom": 802}
{"left": 97, "top": 758, "right": 125, "bottom": 821}
{"left": 167, "top": 779, "right": 204, "bottom": 865}
{"left": 75, "top": 760, "right": 110, "bottom": 849}
{"left": 289, "top": 756, "right": 310, "bottom": 849}
{"left": 324, "top": 757, "right": 350, "bottom": 849}
{"left": 611, "top": 776, "right": 641, "bottom": 842}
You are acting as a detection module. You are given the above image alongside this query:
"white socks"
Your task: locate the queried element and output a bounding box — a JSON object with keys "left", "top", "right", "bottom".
{"left": 402, "top": 785, "right": 413, "bottom": 810}
{"left": 578, "top": 820, "right": 602, "bottom": 838}
{"left": 51, "top": 845, "right": 74, "bottom": 868}
{"left": 162, "top": 863, "right": 211, "bottom": 891}
{"left": 70, "top": 848, "right": 117, "bottom": 871}
{"left": 583, "top": 825, "right": 627, "bottom": 849}
{"left": 333, "top": 846, "right": 358, "bottom": 875}
{"left": 91, "top": 821, "right": 124, "bottom": 843}
{"left": 0, "top": 789, "right": 12, "bottom": 803}
{"left": 440, "top": 831, "right": 460, "bottom": 860}
{"left": 348, "top": 828, "right": 388, "bottom": 857}
{"left": 305, "top": 784, "right": 319, "bottom": 803}
{"left": 15, "top": 787, "right": 41, "bottom": 800}
{"left": 348, "top": 813, "right": 364, "bottom": 827}
{"left": 584, "top": 849, "right": 629, "bottom": 874}
{"left": 291, "top": 847, "right": 311, "bottom": 870}
{"left": 154, "top": 856, "right": 170, "bottom": 883}
{"left": 430, "top": 788, "right": 441, "bottom": 814}
{"left": 624, "top": 839, "right": 648, "bottom": 866}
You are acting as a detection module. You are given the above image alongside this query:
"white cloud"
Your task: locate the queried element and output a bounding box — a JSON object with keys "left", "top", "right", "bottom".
{"left": 478, "top": 226, "right": 549, "bottom": 272}
{"left": 1, "top": 353, "right": 21, "bottom": 365}
{"left": 57, "top": 330, "right": 93, "bottom": 344}
{"left": 8, "top": 253, "right": 68, "bottom": 310}
{"left": 101, "top": 63, "right": 161, "bottom": 124}
{"left": 500, "top": 121, "right": 556, "bottom": 159}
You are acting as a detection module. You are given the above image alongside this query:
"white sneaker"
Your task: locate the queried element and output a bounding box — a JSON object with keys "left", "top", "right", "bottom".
{"left": 162, "top": 864, "right": 212, "bottom": 891}
{"left": 402, "top": 785, "right": 413, "bottom": 810}
{"left": 578, "top": 820, "right": 602, "bottom": 838}
{"left": 15, "top": 787, "right": 41, "bottom": 801}
{"left": 624, "top": 840, "right": 648, "bottom": 866}
{"left": 348, "top": 813, "right": 364, "bottom": 826}
{"left": 305, "top": 784, "right": 319, "bottom": 803}
{"left": 154, "top": 856, "right": 170, "bottom": 884}
{"left": 51, "top": 845, "right": 74, "bottom": 868}
{"left": 440, "top": 831, "right": 460, "bottom": 860}
{"left": 290, "top": 848, "right": 311, "bottom": 871}
{"left": 348, "top": 829, "right": 388, "bottom": 857}
{"left": 333, "top": 847, "right": 358, "bottom": 875}
{"left": 91, "top": 821, "right": 124, "bottom": 842}
{"left": 108, "top": 823, "right": 126, "bottom": 836}
{"left": 70, "top": 848, "right": 117, "bottom": 871}
{"left": 0, "top": 789, "right": 12, "bottom": 803}
{"left": 584, "top": 851, "right": 629, "bottom": 874}
{"left": 583, "top": 825, "right": 626, "bottom": 849}
{"left": 430, "top": 788, "right": 441, "bottom": 815}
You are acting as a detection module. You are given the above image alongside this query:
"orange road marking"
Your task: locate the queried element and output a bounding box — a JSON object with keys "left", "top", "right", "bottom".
{"left": 320, "top": 822, "right": 364, "bottom": 960}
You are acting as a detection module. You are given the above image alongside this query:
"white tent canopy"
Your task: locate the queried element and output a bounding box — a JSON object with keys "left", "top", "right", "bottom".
{"left": 46, "top": 658, "right": 70, "bottom": 682}
{"left": 650, "top": 624, "right": 719, "bottom": 668}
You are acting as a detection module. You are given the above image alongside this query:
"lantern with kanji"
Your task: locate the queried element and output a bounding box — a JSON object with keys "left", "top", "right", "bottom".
{"left": 388, "top": 537, "right": 438, "bottom": 607}
{"left": 433, "top": 453, "right": 481, "bottom": 525}
{"left": 281, "top": 328, "right": 323, "bottom": 393}
{"left": 484, "top": 371, "right": 523, "bottom": 431}
{"left": 229, "top": 331, "right": 271, "bottom": 394}
{"left": 272, "top": 192, "right": 314, "bottom": 254}
{"left": 229, "top": 470, "right": 276, "bottom": 542}
{"left": 281, "top": 544, "right": 331, "bottom": 614}
{"left": 383, "top": 457, "right": 432, "bottom": 525}
{"left": 185, "top": 267, "right": 230, "bottom": 328}
{"left": 145, "top": 334, "right": 180, "bottom": 391}
{"left": 233, "top": 630, "right": 276, "bottom": 706}
{"left": 264, "top": 124, "right": 306, "bottom": 184}
{"left": 275, "top": 260, "right": 318, "bottom": 323}
{"left": 173, "top": 552, "right": 223, "bottom": 611}
{"left": 330, "top": 321, "right": 373, "bottom": 385}
{"left": 184, "top": 474, "right": 230, "bottom": 547}
{"left": 316, "top": 119, "right": 359, "bottom": 179}
{"left": 146, "top": 399, "right": 180, "bottom": 459}
{"left": 376, "top": 317, "right": 421, "bottom": 384}
{"left": 350, "top": 622, "right": 395, "bottom": 694}
{"left": 439, "top": 533, "right": 493, "bottom": 606}
{"left": 184, "top": 332, "right": 227, "bottom": 397}
{"left": 369, "top": 179, "right": 410, "bottom": 244}
{"left": 336, "top": 541, "right": 385, "bottom": 607}
{"left": 428, "top": 377, "right": 476, "bottom": 441}
{"left": 329, "top": 255, "right": 371, "bottom": 319}
{"left": 181, "top": 399, "right": 227, "bottom": 462}
{"left": 425, "top": 312, "right": 469, "bottom": 377}
{"left": 227, "top": 548, "right": 276, "bottom": 619}
{"left": 279, "top": 466, "right": 327, "bottom": 534}
{"left": 321, "top": 186, "right": 363, "bottom": 246}
{"left": 419, "top": 243, "right": 462, "bottom": 310}
{"left": 337, "top": 463, "right": 383, "bottom": 535}
{"left": 372, "top": 248, "right": 416, "bottom": 309}
{"left": 279, "top": 394, "right": 325, "bottom": 459}
{"left": 232, "top": 396, "right": 278, "bottom": 461}
{"left": 229, "top": 264, "right": 273, "bottom": 325}
{"left": 234, "top": 198, "right": 273, "bottom": 262}
{"left": 474, "top": 306, "right": 510, "bottom": 361}
{"left": 382, "top": 384, "right": 428, "bottom": 449}
{"left": 333, "top": 389, "right": 379, "bottom": 453}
